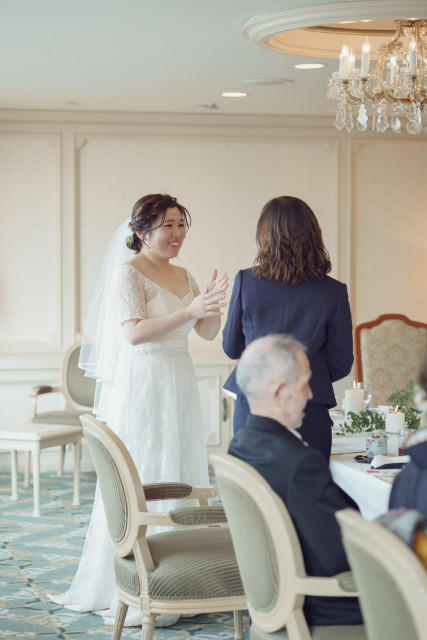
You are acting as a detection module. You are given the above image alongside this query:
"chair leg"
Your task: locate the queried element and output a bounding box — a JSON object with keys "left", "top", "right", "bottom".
{"left": 142, "top": 614, "right": 156, "bottom": 640}
{"left": 285, "top": 609, "right": 312, "bottom": 640}
{"left": 112, "top": 601, "right": 128, "bottom": 640}
{"left": 58, "top": 445, "right": 66, "bottom": 476}
{"left": 233, "top": 610, "right": 244, "bottom": 640}
{"left": 24, "top": 451, "right": 31, "bottom": 487}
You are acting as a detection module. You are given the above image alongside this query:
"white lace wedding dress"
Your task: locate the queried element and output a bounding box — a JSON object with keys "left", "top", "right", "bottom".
{"left": 49, "top": 265, "right": 210, "bottom": 626}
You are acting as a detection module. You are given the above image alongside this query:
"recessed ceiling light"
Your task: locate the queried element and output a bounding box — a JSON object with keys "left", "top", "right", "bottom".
{"left": 293, "top": 63, "right": 325, "bottom": 70}
{"left": 221, "top": 92, "right": 248, "bottom": 97}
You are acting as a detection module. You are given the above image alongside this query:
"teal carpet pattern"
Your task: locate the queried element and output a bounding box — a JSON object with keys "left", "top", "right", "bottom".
{"left": 0, "top": 469, "right": 249, "bottom": 640}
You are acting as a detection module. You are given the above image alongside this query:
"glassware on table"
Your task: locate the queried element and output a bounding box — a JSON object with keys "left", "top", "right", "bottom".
{"left": 356, "top": 381, "right": 373, "bottom": 410}
{"left": 398, "top": 428, "right": 409, "bottom": 456}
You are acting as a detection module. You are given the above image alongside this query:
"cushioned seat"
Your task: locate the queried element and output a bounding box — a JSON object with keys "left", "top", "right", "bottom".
{"left": 115, "top": 528, "right": 243, "bottom": 600}
{"left": 26, "top": 341, "right": 95, "bottom": 480}
{"left": 354, "top": 314, "right": 427, "bottom": 406}
{"left": 251, "top": 625, "right": 367, "bottom": 640}
{"left": 337, "top": 509, "right": 427, "bottom": 640}
{"left": 212, "top": 453, "right": 366, "bottom": 640}
{"left": 31, "top": 410, "right": 84, "bottom": 425}
{"left": 81, "top": 414, "right": 246, "bottom": 640}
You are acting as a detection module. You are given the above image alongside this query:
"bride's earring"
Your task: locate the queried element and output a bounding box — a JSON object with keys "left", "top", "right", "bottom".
{"left": 138, "top": 231, "right": 150, "bottom": 249}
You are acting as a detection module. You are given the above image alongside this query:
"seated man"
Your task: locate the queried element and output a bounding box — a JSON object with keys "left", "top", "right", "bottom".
{"left": 228, "top": 334, "right": 363, "bottom": 626}
{"left": 389, "top": 353, "right": 427, "bottom": 514}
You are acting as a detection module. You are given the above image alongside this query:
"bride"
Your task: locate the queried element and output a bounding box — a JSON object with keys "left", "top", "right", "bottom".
{"left": 49, "top": 193, "right": 228, "bottom": 627}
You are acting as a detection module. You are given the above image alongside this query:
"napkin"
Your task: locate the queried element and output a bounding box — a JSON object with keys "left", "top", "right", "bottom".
{"left": 370, "top": 454, "right": 410, "bottom": 469}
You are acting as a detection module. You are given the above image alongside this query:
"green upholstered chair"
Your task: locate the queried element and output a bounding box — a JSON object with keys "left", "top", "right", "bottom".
{"left": 26, "top": 341, "right": 95, "bottom": 482}
{"left": 80, "top": 414, "right": 246, "bottom": 640}
{"left": 211, "top": 453, "right": 367, "bottom": 640}
{"left": 337, "top": 509, "right": 427, "bottom": 640}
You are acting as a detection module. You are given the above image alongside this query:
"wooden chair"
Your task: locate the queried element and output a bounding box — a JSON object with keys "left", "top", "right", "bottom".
{"left": 354, "top": 314, "right": 427, "bottom": 406}
{"left": 337, "top": 508, "right": 427, "bottom": 640}
{"left": 81, "top": 414, "right": 246, "bottom": 640}
{"left": 211, "top": 453, "right": 366, "bottom": 640}
{"left": 26, "top": 341, "right": 95, "bottom": 482}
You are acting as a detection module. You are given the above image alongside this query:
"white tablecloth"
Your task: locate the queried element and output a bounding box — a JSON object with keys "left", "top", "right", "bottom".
{"left": 330, "top": 434, "right": 402, "bottom": 520}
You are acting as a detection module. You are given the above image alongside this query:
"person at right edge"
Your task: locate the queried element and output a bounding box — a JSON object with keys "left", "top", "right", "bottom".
{"left": 222, "top": 195, "right": 353, "bottom": 460}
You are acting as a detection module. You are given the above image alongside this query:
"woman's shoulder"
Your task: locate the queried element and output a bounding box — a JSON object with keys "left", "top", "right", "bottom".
{"left": 114, "top": 262, "right": 143, "bottom": 277}
{"left": 112, "top": 263, "right": 145, "bottom": 288}
{"left": 173, "top": 264, "right": 187, "bottom": 275}
{"left": 305, "top": 275, "right": 348, "bottom": 292}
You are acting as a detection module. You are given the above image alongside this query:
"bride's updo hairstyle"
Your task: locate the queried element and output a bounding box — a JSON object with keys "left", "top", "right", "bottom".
{"left": 127, "top": 193, "right": 191, "bottom": 253}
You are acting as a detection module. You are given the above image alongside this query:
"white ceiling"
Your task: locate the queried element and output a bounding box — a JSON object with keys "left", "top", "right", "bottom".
{"left": 1, "top": 0, "right": 426, "bottom": 118}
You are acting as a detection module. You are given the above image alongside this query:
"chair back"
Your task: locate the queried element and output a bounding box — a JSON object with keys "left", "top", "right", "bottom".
{"left": 211, "top": 453, "right": 309, "bottom": 633}
{"left": 61, "top": 342, "right": 96, "bottom": 410}
{"left": 337, "top": 509, "right": 427, "bottom": 640}
{"left": 354, "top": 314, "right": 427, "bottom": 406}
{"left": 80, "top": 414, "right": 149, "bottom": 558}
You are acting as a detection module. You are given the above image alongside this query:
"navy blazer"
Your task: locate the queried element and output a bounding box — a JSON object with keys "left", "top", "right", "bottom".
{"left": 389, "top": 437, "right": 427, "bottom": 514}
{"left": 228, "top": 414, "right": 363, "bottom": 626}
{"left": 222, "top": 269, "right": 353, "bottom": 407}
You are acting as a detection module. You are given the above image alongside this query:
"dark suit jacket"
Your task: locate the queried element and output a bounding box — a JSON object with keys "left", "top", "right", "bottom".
{"left": 389, "top": 437, "right": 427, "bottom": 514}
{"left": 222, "top": 270, "right": 353, "bottom": 407}
{"left": 228, "top": 414, "right": 363, "bottom": 626}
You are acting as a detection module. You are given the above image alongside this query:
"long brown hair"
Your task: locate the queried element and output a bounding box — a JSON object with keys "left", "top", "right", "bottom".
{"left": 253, "top": 196, "right": 331, "bottom": 286}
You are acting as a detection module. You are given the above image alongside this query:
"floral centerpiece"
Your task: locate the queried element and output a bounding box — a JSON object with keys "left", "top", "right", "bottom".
{"left": 337, "top": 380, "right": 423, "bottom": 435}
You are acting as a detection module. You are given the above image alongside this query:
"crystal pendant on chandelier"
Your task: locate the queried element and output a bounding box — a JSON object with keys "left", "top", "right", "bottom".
{"left": 356, "top": 103, "right": 368, "bottom": 131}
{"left": 327, "top": 19, "right": 427, "bottom": 135}
{"left": 391, "top": 105, "right": 401, "bottom": 133}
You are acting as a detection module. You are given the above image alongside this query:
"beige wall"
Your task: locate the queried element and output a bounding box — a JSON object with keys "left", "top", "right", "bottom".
{"left": 0, "top": 110, "right": 426, "bottom": 434}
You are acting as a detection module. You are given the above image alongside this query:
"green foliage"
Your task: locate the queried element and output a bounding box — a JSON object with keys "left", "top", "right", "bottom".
{"left": 386, "top": 380, "right": 422, "bottom": 431}
{"left": 337, "top": 410, "right": 385, "bottom": 435}
{"left": 336, "top": 380, "right": 423, "bottom": 434}
{"left": 387, "top": 379, "right": 417, "bottom": 407}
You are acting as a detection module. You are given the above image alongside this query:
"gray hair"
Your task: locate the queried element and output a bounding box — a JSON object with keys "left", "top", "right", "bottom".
{"left": 236, "top": 334, "right": 306, "bottom": 400}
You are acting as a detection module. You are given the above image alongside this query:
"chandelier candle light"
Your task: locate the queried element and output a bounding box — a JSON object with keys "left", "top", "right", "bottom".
{"left": 327, "top": 19, "right": 427, "bottom": 134}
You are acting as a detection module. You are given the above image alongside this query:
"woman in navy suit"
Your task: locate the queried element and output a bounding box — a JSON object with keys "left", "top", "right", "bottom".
{"left": 222, "top": 196, "right": 353, "bottom": 459}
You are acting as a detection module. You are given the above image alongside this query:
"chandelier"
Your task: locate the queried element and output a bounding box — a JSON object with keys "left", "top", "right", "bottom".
{"left": 327, "top": 19, "right": 427, "bottom": 134}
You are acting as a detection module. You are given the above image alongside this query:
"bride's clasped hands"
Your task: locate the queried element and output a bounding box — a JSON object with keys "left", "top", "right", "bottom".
{"left": 187, "top": 269, "right": 228, "bottom": 319}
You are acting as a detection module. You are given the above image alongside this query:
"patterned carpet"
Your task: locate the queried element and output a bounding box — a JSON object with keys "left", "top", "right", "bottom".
{"left": 0, "top": 467, "right": 249, "bottom": 640}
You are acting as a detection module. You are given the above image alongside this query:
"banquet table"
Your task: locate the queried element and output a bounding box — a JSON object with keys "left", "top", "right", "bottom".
{"left": 330, "top": 432, "right": 403, "bottom": 520}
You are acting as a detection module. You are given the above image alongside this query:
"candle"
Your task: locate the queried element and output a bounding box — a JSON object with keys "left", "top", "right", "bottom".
{"left": 361, "top": 38, "right": 370, "bottom": 78}
{"left": 409, "top": 38, "right": 417, "bottom": 76}
{"left": 348, "top": 48, "right": 355, "bottom": 74}
{"left": 339, "top": 43, "right": 350, "bottom": 80}
{"left": 385, "top": 410, "right": 405, "bottom": 433}
{"left": 345, "top": 388, "right": 364, "bottom": 415}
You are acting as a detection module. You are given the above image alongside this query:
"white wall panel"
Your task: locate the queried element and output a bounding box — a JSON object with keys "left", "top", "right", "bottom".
{"left": 0, "top": 134, "right": 61, "bottom": 350}
{"left": 352, "top": 141, "right": 427, "bottom": 325}
{"left": 78, "top": 137, "right": 339, "bottom": 345}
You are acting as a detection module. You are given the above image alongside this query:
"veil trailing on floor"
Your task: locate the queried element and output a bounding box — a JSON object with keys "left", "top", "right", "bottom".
{"left": 78, "top": 218, "right": 133, "bottom": 421}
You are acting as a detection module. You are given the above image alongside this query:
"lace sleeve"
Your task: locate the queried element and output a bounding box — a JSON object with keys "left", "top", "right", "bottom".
{"left": 110, "top": 265, "right": 146, "bottom": 324}
{"left": 187, "top": 271, "right": 200, "bottom": 296}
